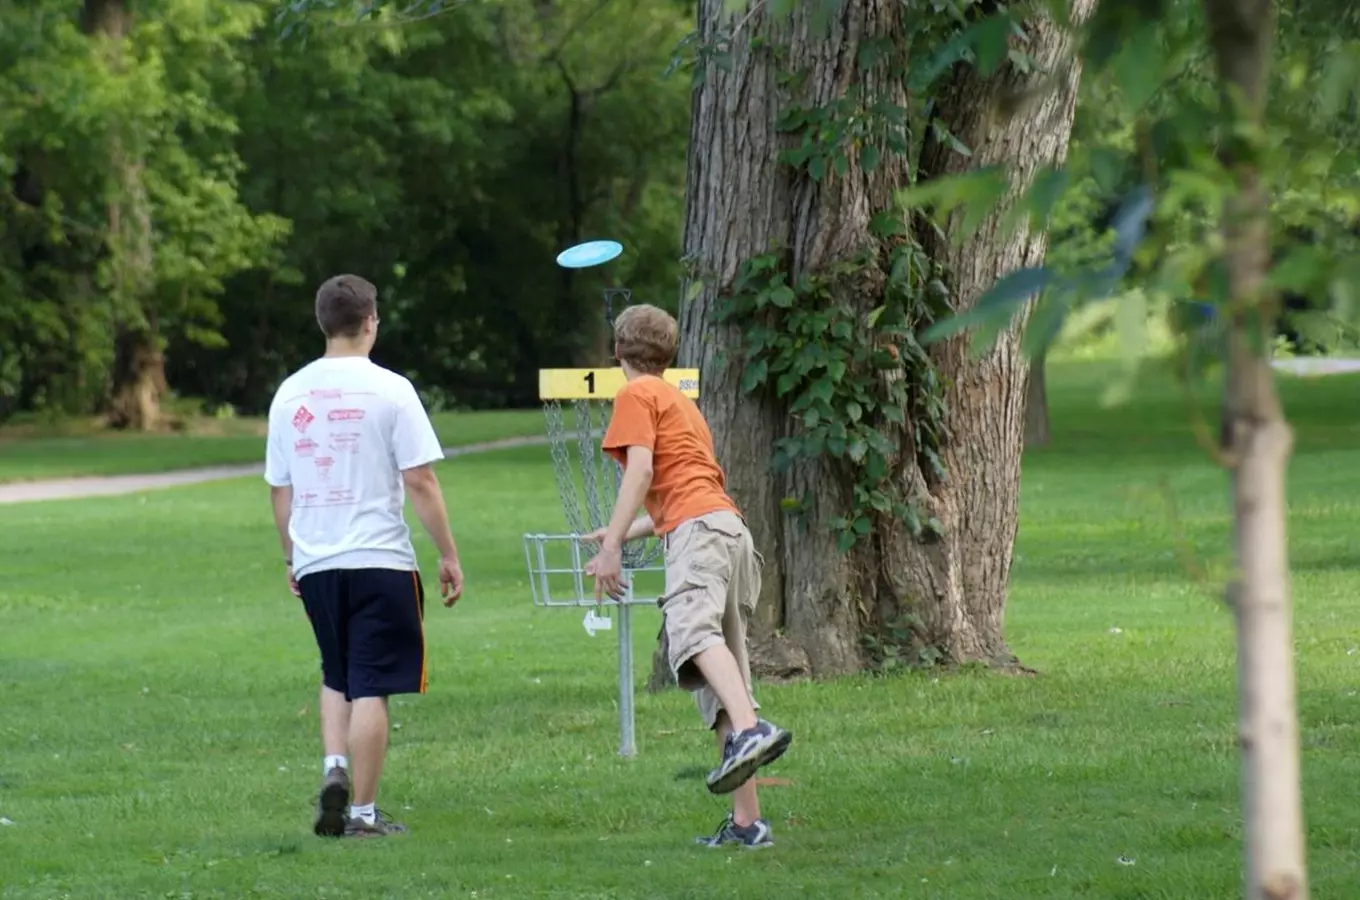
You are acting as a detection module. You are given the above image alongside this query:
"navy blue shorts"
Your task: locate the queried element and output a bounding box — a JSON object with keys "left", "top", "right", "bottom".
{"left": 298, "top": 568, "right": 427, "bottom": 700}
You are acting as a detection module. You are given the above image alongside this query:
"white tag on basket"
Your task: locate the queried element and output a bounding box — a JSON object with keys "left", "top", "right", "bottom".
{"left": 583, "top": 608, "right": 613, "bottom": 637}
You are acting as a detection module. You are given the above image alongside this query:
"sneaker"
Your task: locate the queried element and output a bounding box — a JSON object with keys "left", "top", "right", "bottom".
{"left": 706, "top": 719, "right": 792, "bottom": 795}
{"left": 313, "top": 766, "right": 350, "bottom": 837}
{"left": 344, "top": 809, "right": 408, "bottom": 838}
{"left": 696, "top": 813, "right": 774, "bottom": 849}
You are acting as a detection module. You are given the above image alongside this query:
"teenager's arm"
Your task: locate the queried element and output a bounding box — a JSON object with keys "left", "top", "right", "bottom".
{"left": 601, "top": 446, "right": 653, "bottom": 552}
{"left": 402, "top": 464, "right": 460, "bottom": 560}
{"left": 623, "top": 514, "right": 655, "bottom": 542}
{"left": 270, "top": 485, "right": 294, "bottom": 562}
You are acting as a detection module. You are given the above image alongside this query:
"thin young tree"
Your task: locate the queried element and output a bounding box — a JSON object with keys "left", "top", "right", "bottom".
{"left": 913, "top": 1, "right": 1360, "bottom": 895}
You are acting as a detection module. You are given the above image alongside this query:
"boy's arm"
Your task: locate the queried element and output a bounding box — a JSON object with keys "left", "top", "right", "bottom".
{"left": 601, "top": 446, "right": 653, "bottom": 553}
{"left": 624, "top": 514, "right": 655, "bottom": 542}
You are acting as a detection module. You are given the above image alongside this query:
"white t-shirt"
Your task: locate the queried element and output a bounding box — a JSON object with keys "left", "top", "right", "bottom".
{"left": 264, "top": 356, "right": 444, "bottom": 579}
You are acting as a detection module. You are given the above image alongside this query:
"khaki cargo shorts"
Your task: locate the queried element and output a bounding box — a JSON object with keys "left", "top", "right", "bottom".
{"left": 660, "top": 510, "right": 762, "bottom": 730}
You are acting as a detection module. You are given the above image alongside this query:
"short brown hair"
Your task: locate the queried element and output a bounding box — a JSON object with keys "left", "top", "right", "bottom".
{"left": 315, "top": 274, "right": 377, "bottom": 339}
{"left": 613, "top": 304, "right": 677, "bottom": 374}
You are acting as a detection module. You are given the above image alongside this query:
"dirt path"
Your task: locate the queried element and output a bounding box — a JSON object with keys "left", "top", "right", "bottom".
{"left": 0, "top": 435, "right": 549, "bottom": 506}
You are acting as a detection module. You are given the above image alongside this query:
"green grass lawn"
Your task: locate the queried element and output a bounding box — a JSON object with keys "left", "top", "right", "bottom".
{"left": 1, "top": 360, "right": 1358, "bottom": 899}
{"left": 0, "top": 409, "right": 543, "bottom": 484}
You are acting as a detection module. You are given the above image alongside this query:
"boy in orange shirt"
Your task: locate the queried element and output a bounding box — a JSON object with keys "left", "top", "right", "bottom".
{"left": 585, "top": 303, "right": 792, "bottom": 849}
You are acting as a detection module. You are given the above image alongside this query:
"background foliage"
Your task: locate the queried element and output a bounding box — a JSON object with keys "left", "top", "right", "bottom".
{"left": 1, "top": 0, "right": 1356, "bottom": 428}
{"left": 0, "top": 0, "right": 691, "bottom": 422}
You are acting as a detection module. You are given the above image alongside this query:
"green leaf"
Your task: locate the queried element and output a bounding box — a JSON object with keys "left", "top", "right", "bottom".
{"left": 1318, "top": 42, "right": 1360, "bottom": 116}
{"left": 741, "top": 358, "right": 768, "bottom": 393}
{"left": 845, "top": 400, "right": 863, "bottom": 421}
{"left": 834, "top": 153, "right": 849, "bottom": 177}
{"left": 804, "top": 407, "right": 822, "bottom": 428}
{"left": 896, "top": 166, "right": 1008, "bottom": 221}
{"left": 867, "top": 305, "right": 886, "bottom": 327}
{"left": 921, "top": 267, "right": 1052, "bottom": 345}
{"left": 973, "top": 13, "right": 1013, "bottom": 76}
{"left": 776, "top": 371, "right": 800, "bottom": 396}
{"left": 1024, "top": 167, "right": 1069, "bottom": 231}
{"left": 826, "top": 359, "right": 847, "bottom": 380}
{"left": 1112, "top": 21, "right": 1164, "bottom": 111}
{"left": 852, "top": 515, "right": 871, "bottom": 535}
{"left": 1021, "top": 287, "right": 1072, "bottom": 359}
{"left": 1270, "top": 245, "right": 1330, "bottom": 296}
{"left": 684, "top": 279, "right": 705, "bottom": 303}
{"left": 860, "top": 143, "right": 880, "bottom": 173}
{"left": 931, "top": 121, "right": 972, "bottom": 158}
{"left": 1115, "top": 288, "right": 1149, "bottom": 368}
{"left": 848, "top": 438, "right": 867, "bottom": 462}
{"left": 809, "top": 155, "right": 827, "bottom": 181}
{"left": 769, "top": 285, "right": 797, "bottom": 308}
{"left": 837, "top": 529, "right": 857, "bottom": 553}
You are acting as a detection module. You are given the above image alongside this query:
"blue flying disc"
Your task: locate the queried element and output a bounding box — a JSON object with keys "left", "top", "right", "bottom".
{"left": 556, "top": 240, "right": 623, "bottom": 269}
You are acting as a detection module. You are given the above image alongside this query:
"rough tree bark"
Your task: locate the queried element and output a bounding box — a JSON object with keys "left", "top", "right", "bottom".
{"left": 1203, "top": 2, "right": 1308, "bottom": 897}
{"left": 83, "top": 0, "right": 163, "bottom": 431}
{"left": 1024, "top": 354, "right": 1051, "bottom": 447}
{"left": 648, "top": 0, "right": 1095, "bottom": 688}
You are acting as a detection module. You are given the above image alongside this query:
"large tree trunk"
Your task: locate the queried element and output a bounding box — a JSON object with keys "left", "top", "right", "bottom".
{"left": 1024, "top": 354, "right": 1051, "bottom": 447}
{"left": 659, "top": 0, "right": 1094, "bottom": 683}
{"left": 84, "top": 0, "right": 163, "bottom": 431}
{"left": 1203, "top": 2, "right": 1308, "bottom": 897}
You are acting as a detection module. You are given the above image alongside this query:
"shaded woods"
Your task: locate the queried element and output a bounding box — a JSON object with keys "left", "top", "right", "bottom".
{"left": 0, "top": 0, "right": 692, "bottom": 424}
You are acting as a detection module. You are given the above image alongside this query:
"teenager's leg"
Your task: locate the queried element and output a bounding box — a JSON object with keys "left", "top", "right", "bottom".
{"left": 348, "top": 696, "right": 389, "bottom": 807}
{"left": 299, "top": 571, "right": 353, "bottom": 837}
{"left": 343, "top": 569, "right": 425, "bottom": 831}
{"left": 691, "top": 518, "right": 763, "bottom": 736}
{"left": 321, "top": 685, "right": 350, "bottom": 756}
{"left": 691, "top": 646, "right": 758, "bottom": 732}
{"left": 716, "top": 711, "right": 762, "bottom": 827}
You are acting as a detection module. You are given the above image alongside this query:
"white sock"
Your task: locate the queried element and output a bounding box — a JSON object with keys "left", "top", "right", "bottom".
{"left": 323, "top": 754, "right": 348, "bottom": 774}
{"left": 350, "top": 802, "right": 376, "bottom": 824}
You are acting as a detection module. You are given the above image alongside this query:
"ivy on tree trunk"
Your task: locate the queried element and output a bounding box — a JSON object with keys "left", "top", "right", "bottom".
{"left": 649, "top": 0, "right": 1096, "bottom": 686}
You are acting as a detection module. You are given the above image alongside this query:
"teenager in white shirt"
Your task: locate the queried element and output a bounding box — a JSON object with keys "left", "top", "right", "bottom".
{"left": 264, "top": 274, "right": 464, "bottom": 838}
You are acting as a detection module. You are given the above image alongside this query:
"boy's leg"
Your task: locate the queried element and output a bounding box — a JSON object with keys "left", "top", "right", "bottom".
{"left": 690, "top": 645, "right": 758, "bottom": 731}
{"left": 694, "top": 533, "right": 780, "bottom": 849}
{"left": 342, "top": 569, "right": 427, "bottom": 837}
{"left": 666, "top": 513, "right": 791, "bottom": 797}
{"left": 348, "top": 697, "right": 388, "bottom": 808}
{"left": 298, "top": 570, "right": 353, "bottom": 838}
{"left": 718, "top": 712, "right": 761, "bottom": 827}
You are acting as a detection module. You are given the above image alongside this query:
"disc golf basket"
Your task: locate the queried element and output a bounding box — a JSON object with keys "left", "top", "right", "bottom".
{"left": 522, "top": 239, "right": 700, "bottom": 758}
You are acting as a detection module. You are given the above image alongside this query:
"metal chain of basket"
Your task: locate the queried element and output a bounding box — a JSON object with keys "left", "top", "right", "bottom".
{"left": 543, "top": 398, "right": 663, "bottom": 569}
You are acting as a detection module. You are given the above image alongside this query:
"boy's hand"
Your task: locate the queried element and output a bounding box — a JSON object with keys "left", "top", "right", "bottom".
{"left": 586, "top": 545, "right": 628, "bottom": 601}
{"left": 581, "top": 527, "right": 608, "bottom": 545}
{"left": 439, "top": 555, "right": 464, "bottom": 607}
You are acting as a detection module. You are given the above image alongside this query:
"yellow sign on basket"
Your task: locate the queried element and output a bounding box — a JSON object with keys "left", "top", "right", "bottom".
{"left": 538, "top": 368, "right": 700, "bottom": 401}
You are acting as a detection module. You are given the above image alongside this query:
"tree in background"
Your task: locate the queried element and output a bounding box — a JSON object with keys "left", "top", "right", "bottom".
{"left": 655, "top": 0, "right": 1094, "bottom": 683}
{"left": 0, "top": 0, "right": 286, "bottom": 428}
{"left": 919, "top": 1, "right": 1360, "bottom": 895}
{"left": 2, "top": 0, "right": 693, "bottom": 421}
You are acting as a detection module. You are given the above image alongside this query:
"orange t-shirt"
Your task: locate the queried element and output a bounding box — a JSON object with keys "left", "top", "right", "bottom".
{"left": 601, "top": 375, "right": 739, "bottom": 536}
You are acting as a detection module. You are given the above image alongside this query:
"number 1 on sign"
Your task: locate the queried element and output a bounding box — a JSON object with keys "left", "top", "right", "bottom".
{"left": 583, "top": 372, "right": 595, "bottom": 394}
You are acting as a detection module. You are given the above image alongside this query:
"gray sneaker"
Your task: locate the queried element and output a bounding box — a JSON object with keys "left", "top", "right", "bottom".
{"left": 696, "top": 813, "right": 774, "bottom": 849}
{"left": 344, "top": 809, "right": 408, "bottom": 838}
{"left": 706, "top": 719, "right": 792, "bottom": 795}
{"left": 313, "top": 766, "right": 350, "bottom": 837}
